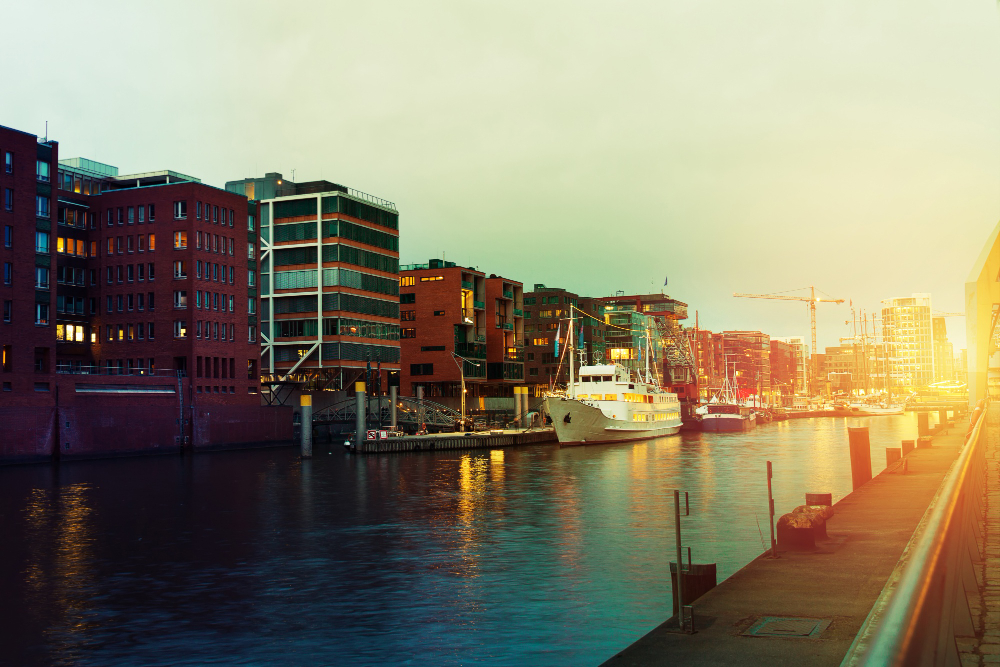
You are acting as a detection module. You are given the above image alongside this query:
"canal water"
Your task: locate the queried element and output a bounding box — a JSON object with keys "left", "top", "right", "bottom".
{"left": 0, "top": 414, "right": 926, "bottom": 666}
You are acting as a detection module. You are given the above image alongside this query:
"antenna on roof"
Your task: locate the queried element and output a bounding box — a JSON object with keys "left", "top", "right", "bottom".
{"left": 44, "top": 121, "right": 48, "bottom": 142}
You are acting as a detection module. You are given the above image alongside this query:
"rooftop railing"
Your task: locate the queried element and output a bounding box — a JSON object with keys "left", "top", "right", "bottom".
{"left": 347, "top": 187, "right": 397, "bottom": 213}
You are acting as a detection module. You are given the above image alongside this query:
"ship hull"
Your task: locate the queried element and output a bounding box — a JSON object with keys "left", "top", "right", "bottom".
{"left": 701, "top": 414, "right": 755, "bottom": 432}
{"left": 545, "top": 396, "right": 682, "bottom": 445}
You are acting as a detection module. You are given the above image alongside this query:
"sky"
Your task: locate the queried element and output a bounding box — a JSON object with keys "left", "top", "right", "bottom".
{"left": 3, "top": 0, "right": 999, "bottom": 350}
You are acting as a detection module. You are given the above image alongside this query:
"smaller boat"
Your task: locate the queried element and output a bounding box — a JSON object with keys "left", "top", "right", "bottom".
{"left": 699, "top": 363, "right": 756, "bottom": 432}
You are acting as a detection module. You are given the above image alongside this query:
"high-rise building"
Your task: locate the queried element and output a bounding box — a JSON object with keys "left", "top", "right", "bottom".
{"left": 881, "top": 293, "right": 934, "bottom": 393}
{"left": 226, "top": 175, "right": 401, "bottom": 392}
{"left": 932, "top": 316, "right": 954, "bottom": 382}
{"left": 397, "top": 259, "right": 524, "bottom": 410}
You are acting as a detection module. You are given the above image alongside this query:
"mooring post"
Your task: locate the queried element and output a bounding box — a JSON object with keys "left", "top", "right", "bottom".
{"left": 300, "top": 394, "right": 313, "bottom": 458}
{"left": 848, "top": 426, "right": 873, "bottom": 490}
{"left": 355, "top": 382, "right": 366, "bottom": 451}
{"left": 767, "top": 461, "right": 777, "bottom": 558}
{"left": 390, "top": 385, "right": 398, "bottom": 430}
{"left": 674, "top": 489, "right": 686, "bottom": 631}
{"left": 417, "top": 385, "right": 425, "bottom": 430}
{"left": 917, "top": 412, "right": 929, "bottom": 437}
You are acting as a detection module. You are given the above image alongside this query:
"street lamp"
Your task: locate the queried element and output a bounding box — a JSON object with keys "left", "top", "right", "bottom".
{"left": 452, "top": 352, "right": 481, "bottom": 432}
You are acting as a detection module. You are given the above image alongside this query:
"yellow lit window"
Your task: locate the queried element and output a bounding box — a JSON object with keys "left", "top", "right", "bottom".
{"left": 400, "top": 276, "right": 415, "bottom": 287}
{"left": 605, "top": 394, "right": 618, "bottom": 401}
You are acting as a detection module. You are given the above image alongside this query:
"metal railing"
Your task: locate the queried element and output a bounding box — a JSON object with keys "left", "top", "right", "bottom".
{"left": 853, "top": 402, "right": 988, "bottom": 666}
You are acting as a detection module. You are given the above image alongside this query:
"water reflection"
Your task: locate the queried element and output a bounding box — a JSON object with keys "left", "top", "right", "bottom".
{"left": 0, "top": 414, "right": 922, "bottom": 666}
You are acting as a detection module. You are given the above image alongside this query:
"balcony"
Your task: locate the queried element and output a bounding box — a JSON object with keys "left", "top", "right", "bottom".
{"left": 473, "top": 300, "right": 485, "bottom": 310}
{"left": 502, "top": 290, "right": 513, "bottom": 300}
{"left": 461, "top": 280, "right": 473, "bottom": 290}
{"left": 502, "top": 322, "right": 514, "bottom": 331}
{"left": 455, "top": 342, "right": 487, "bottom": 359}
{"left": 463, "top": 359, "right": 487, "bottom": 378}
{"left": 505, "top": 347, "right": 524, "bottom": 362}
{"left": 513, "top": 308, "right": 523, "bottom": 317}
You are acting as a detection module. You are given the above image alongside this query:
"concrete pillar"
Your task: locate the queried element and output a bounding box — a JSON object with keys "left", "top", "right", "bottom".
{"left": 416, "top": 385, "right": 425, "bottom": 430}
{"left": 522, "top": 388, "right": 530, "bottom": 428}
{"left": 938, "top": 409, "right": 948, "bottom": 431}
{"left": 390, "top": 385, "right": 397, "bottom": 430}
{"left": 513, "top": 387, "right": 522, "bottom": 428}
{"left": 885, "top": 447, "right": 901, "bottom": 467}
{"left": 901, "top": 439, "right": 915, "bottom": 456}
{"left": 848, "top": 426, "right": 872, "bottom": 491}
{"left": 917, "top": 412, "right": 929, "bottom": 437}
{"left": 300, "top": 394, "right": 313, "bottom": 458}
{"left": 355, "top": 382, "right": 366, "bottom": 450}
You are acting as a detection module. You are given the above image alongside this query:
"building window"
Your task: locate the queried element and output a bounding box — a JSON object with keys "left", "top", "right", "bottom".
{"left": 174, "top": 320, "right": 187, "bottom": 339}
{"left": 3, "top": 226, "right": 10, "bottom": 248}
{"left": 401, "top": 328, "right": 416, "bottom": 338}
{"left": 3, "top": 262, "right": 11, "bottom": 285}
{"left": 248, "top": 298, "right": 256, "bottom": 314}
{"left": 174, "top": 201, "right": 187, "bottom": 219}
{"left": 173, "top": 261, "right": 187, "bottom": 278}
{"left": 36, "top": 160, "right": 50, "bottom": 182}
{"left": 248, "top": 326, "right": 256, "bottom": 342}
{"left": 36, "top": 196, "right": 50, "bottom": 218}
{"left": 2, "top": 300, "right": 10, "bottom": 323}
{"left": 149, "top": 263, "right": 155, "bottom": 281}
{"left": 173, "top": 290, "right": 188, "bottom": 309}
{"left": 127, "top": 236, "right": 134, "bottom": 253}
{"left": 173, "top": 231, "right": 187, "bottom": 249}
{"left": 213, "top": 205, "right": 219, "bottom": 223}
{"left": 400, "top": 276, "right": 415, "bottom": 287}
{"left": 148, "top": 234, "right": 155, "bottom": 251}
{"left": 3, "top": 189, "right": 11, "bottom": 211}
{"left": 4, "top": 152, "right": 11, "bottom": 173}
{"left": 401, "top": 310, "right": 415, "bottom": 321}
{"left": 410, "top": 363, "right": 433, "bottom": 376}
{"left": 433, "top": 310, "right": 445, "bottom": 316}
{"left": 248, "top": 269, "right": 256, "bottom": 287}
{"left": 35, "top": 231, "right": 49, "bottom": 253}
{"left": 420, "top": 276, "right": 443, "bottom": 282}
{"left": 118, "top": 208, "right": 124, "bottom": 225}
{"left": 128, "top": 207, "right": 135, "bottom": 225}
{"left": 35, "top": 267, "right": 49, "bottom": 290}
{"left": 148, "top": 204, "right": 156, "bottom": 222}
{"left": 138, "top": 205, "right": 145, "bottom": 223}
{"left": 35, "top": 303, "right": 49, "bottom": 325}
{"left": 138, "top": 235, "right": 146, "bottom": 252}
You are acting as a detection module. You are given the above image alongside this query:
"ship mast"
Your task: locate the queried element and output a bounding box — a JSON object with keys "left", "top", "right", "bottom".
{"left": 569, "top": 306, "right": 575, "bottom": 398}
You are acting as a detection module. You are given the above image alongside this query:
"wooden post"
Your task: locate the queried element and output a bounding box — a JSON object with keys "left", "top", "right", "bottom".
{"left": 848, "top": 426, "right": 873, "bottom": 490}
{"left": 767, "top": 461, "right": 777, "bottom": 558}
{"left": 885, "top": 446, "right": 901, "bottom": 467}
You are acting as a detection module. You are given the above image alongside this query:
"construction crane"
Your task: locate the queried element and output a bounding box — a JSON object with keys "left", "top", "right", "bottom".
{"left": 733, "top": 286, "right": 845, "bottom": 397}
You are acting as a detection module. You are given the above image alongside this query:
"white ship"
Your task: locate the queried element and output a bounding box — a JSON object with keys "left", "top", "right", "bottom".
{"left": 546, "top": 364, "right": 682, "bottom": 445}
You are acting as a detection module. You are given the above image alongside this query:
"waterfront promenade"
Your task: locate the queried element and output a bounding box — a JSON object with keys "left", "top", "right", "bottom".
{"left": 604, "top": 415, "right": 985, "bottom": 666}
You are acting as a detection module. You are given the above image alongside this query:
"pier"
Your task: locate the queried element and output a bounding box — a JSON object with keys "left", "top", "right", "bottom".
{"left": 347, "top": 428, "right": 556, "bottom": 453}
{"left": 604, "top": 407, "right": 993, "bottom": 666}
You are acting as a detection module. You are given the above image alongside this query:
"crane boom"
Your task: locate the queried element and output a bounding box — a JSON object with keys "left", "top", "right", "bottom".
{"left": 733, "top": 286, "right": 845, "bottom": 398}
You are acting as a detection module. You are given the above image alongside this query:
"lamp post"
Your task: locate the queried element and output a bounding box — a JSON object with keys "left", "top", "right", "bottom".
{"left": 452, "top": 352, "right": 481, "bottom": 432}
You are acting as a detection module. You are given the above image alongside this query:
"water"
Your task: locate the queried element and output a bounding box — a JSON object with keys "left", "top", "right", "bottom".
{"left": 0, "top": 414, "right": 923, "bottom": 666}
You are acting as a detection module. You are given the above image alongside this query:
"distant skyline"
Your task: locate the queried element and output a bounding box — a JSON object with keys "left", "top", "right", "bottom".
{"left": 4, "top": 0, "right": 998, "bottom": 350}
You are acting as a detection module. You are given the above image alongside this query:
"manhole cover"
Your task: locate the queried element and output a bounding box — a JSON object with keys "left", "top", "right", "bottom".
{"left": 743, "top": 617, "right": 831, "bottom": 638}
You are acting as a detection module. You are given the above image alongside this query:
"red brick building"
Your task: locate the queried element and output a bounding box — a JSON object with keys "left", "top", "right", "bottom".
{"left": 0, "top": 124, "right": 288, "bottom": 463}
{"left": 398, "top": 260, "right": 524, "bottom": 408}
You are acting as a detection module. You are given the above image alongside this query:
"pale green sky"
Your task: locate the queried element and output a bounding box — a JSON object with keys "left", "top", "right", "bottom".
{"left": 4, "top": 0, "right": 999, "bottom": 349}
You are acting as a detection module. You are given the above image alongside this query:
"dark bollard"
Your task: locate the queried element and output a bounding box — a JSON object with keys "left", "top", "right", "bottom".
{"left": 938, "top": 409, "right": 948, "bottom": 431}
{"left": 886, "top": 447, "right": 902, "bottom": 467}
{"left": 901, "top": 439, "right": 915, "bottom": 456}
{"left": 917, "top": 436, "right": 932, "bottom": 449}
{"left": 670, "top": 562, "right": 717, "bottom": 617}
{"left": 806, "top": 492, "right": 832, "bottom": 506}
{"left": 848, "top": 427, "right": 873, "bottom": 491}
{"left": 918, "top": 412, "right": 929, "bottom": 437}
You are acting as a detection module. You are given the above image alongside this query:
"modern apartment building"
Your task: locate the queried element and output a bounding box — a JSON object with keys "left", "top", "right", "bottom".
{"left": 522, "top": 285, "right": 606, "bottom": 395}
{"left": 881, "top": 293, "right": 934, "bottom": 393}
{"left": 722, "top": 330, "right": 770, "bottom": 402}
{"left": 226, "top": 175, "right": 401, "bottom": 393}
{"left": 1, "top": 123, "right": 288, "bottom": 462}
{"left": 398, "top": 259, "right": 524, "bottom": 405}
{"left": 772, "top": 336, "right": 809, "bottom": 397}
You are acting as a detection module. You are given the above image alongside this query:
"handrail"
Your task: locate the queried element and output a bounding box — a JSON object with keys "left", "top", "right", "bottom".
{"left": 857, "top": 402, "right": 988, "bottom": 665}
